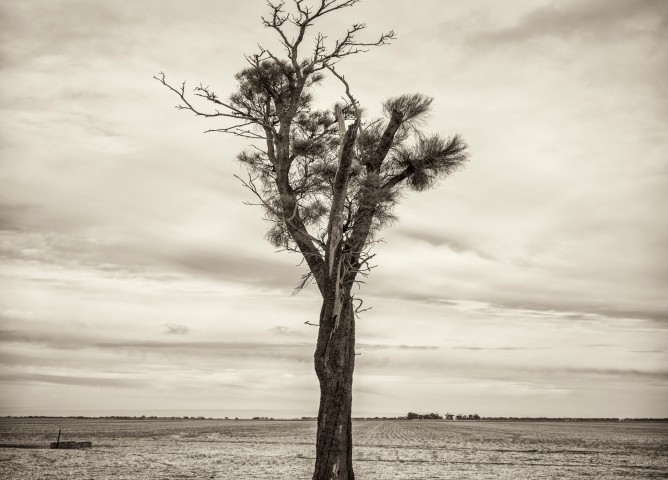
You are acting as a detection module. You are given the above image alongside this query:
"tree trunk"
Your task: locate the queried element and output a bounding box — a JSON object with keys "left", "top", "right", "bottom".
{"left": 312, "top": 294, "right": 356, "bottom": 480}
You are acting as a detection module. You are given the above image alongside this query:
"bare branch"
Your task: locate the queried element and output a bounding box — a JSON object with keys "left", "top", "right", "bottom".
{"left": 154, "top": 72, "right": 278, "bottom": 133}
{"left": 352, "top": 296, "right": 372, "bottom": 318}
{"left": 312, "top": 23, "right": 395, "bottom": 69}
{"left": 293, "top": 270, "right": 315, "bottom": 295}
{"left": 262, "top": 1, "right": 293, "bottom": 53}
{"left": 204, "top": 121, "right": 266, "bottom": 139}
{"left": 326, "top": 65, "right": 360, "bottom": 119}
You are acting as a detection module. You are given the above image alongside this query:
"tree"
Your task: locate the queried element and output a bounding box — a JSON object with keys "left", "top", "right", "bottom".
{"left": 155, "top": 1, "right": 468, "bottom": 478}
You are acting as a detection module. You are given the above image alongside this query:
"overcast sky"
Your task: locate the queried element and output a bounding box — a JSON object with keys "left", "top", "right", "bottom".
{"left": 1, "top": 0, "right": 666, "bottom": 419}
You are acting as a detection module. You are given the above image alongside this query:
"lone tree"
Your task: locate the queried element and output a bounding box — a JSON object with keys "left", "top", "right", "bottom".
{"left": 156, "top": 1, "right": 468, "bottom": 478}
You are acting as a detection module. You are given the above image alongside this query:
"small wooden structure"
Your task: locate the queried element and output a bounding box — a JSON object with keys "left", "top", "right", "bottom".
{"left": 50, "top": 441, "right": 92, "bottom": 449}
{"left": 50, "top": 430, "right": 92, "bottom": 449}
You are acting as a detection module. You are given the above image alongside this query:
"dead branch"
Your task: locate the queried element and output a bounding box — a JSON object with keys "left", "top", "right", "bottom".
{"left": 327, "top": 65, "right": 360, "bottom": 120}
{"left": 352, "top": 296, "right": 372, "bottom": 317}
{"left": 204, "top": 121, "right": 266, "bottom": 139}
{"left": 154, "top": 73, "right": 276, "bottom": 131}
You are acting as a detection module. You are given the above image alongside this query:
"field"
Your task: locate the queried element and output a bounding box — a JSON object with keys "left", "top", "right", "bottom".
{"left": 1, "top": 418, "right": 666, "bottom": 479}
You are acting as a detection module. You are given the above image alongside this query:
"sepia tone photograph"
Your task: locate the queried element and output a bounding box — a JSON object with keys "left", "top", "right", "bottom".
{"left": 1, "top": 0, "right": 666, "bottom": 478}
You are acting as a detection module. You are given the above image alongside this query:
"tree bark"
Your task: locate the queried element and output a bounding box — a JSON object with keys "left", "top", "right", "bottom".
{"left": 312, "top": 294, "right": 356, "bottom": 480}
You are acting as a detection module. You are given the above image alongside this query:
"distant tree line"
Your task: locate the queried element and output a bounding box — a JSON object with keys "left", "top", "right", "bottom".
{"left": 480, "top": 417, "right": 662, "bottom": 422}
{"left": 406, "top": 412, "right": 444, "bottom": 420}
{"left": 405, "top": 412, "right": 481, "bottom": 420}
{"left": 4, "top": 415, "right": 667, "bottom": 422}
{"left": 454, "top": 414, "right": 481, "bottom": 420}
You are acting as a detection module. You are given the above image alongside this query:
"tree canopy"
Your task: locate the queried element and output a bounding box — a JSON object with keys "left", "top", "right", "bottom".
{"left": 155, "top": 0, "right": 468, "bottom": 298}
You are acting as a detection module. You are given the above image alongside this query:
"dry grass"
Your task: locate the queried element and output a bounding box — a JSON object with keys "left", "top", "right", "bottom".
{"left": 1, "top": 418, "right": 666, "bottom": 479}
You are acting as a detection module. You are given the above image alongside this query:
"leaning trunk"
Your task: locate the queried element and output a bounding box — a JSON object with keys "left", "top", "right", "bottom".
{"left": 312, "top": 294, "right": 356, "bottom": 480}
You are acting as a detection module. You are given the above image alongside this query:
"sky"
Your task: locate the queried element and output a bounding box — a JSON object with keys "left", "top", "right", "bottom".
{"left": 0, "top": 0, "right": 666, "bottom": 419}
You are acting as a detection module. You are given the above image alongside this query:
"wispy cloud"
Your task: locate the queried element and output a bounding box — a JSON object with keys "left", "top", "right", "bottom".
{"left": 94, "top": 340, "right": 315, "bottom": 364}
{"left": 358, "top": 343, "right": 439, "bottom": 351}
{"left": 397, "top": 227, "right": 494, "bottom": 260}
{"left": 163, "top": 324, "right": 189, "bottom": 335}
{"left": 0, "top": 372, "right": 147, "bottom": 389}
{"left": 0, "top": 227, "right": 305, "bottom": 292}
{"left": 268, "top": 326, "right": 306, "bottom": 337}
{"left": 474, "top": 0, "right": 668, "bottom": 44}
{"left": 452, "top": 346, "right": 531, "bottom": 351}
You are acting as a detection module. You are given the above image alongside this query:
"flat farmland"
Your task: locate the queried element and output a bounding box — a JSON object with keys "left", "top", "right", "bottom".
{"left": 0, "top": 418, "right": 666, "bottom": 479}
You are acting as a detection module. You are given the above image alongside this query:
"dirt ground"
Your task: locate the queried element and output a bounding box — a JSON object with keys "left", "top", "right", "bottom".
{"left": 1, "top": 418, "right": 666, "bottom": 479}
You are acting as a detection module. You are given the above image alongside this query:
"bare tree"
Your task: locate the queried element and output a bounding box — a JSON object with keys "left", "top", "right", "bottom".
{"left": 155, "top": 1, "right": 468, "bottom": 478}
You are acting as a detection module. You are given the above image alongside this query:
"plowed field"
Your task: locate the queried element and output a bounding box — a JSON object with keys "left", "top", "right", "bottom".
{"left": 1, "top": 418, "right": 666, "bottom": 479}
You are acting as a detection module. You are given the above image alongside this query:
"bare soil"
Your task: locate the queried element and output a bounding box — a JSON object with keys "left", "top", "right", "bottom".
{"left": 0, "top": 418, "right": 666, "bottom": 479}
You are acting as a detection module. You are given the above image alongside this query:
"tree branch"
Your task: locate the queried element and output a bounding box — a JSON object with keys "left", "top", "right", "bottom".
{"left": 154, "top": 72, "right": 277, "bottom": 132}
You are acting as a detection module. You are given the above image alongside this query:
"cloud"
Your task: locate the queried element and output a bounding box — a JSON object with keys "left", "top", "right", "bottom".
{"left": 482, "top": 302, "right": 668, "bottom": 324}
{"left": 486, "top": 302, "right": 668, "bottom": 325}
{"left": 475, "top": 0, "right": 668, "bottom": 44}
{"left": 452, "top": 347, "right": 530, "bottom": 351}
{"left": 551, "top": 367, "right": 668, "bottom": 381}
{"left": 163, "top": 324, "right": 189, "bottom": 335}
{"left": 357, "top": 343, "right": 439, "bottom": 351}
{"left": 0, "top": 329, "right": 86, "bottom": 351}
{"left": 358, "top": 354, "right": 668, "bottom": 383}
{"left": 0, "top": 227, "right": 304, "bottom": 292}
{"left": 398, "top": 226, "right": 493, "bottom": 260}
{"left": 161, "top": 246, "right": 302, "bottom": 289}
{"left": 94, "top": 340, "right": 315, "bottom": 363}
{"left": 0, "top": 202, "right": 36, "bottom": 232}
{"left": 0, "top": 372, "right": 146, "bottom": 389}
{"left": 268, "top": 326, "right": 306, "bottom": 337}
{"left": 0, "top": 330, "right": 314, "bottom": 363}
{"left": 368, "top": 266, "right": 667, "bottom": 323}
